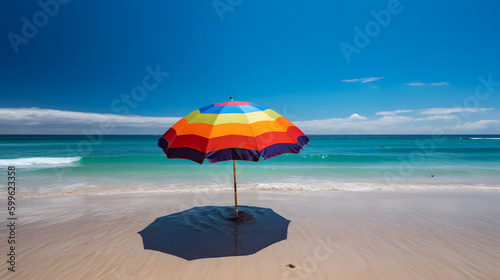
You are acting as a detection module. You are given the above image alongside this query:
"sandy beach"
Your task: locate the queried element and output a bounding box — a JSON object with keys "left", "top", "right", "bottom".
{"left": 1, "top": 190, "right": 498, "bottom": 280}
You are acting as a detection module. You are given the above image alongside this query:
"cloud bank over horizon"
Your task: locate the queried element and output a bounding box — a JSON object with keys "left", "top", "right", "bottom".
{"left": 0, "top": 108, "right": 180, "bottom": 134}
{"left": 0, "top": 107, "right": 498, "bottom": 135}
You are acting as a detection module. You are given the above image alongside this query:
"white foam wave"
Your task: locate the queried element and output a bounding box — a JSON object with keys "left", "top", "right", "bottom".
{"left": 3, "top": 182, "right": 499, "bottom": 198}
{"left": 469, "top": 138, "right": 500, "bottom": 140}
{"left": 0, "top": 157, "right": 81, "bottom": 167}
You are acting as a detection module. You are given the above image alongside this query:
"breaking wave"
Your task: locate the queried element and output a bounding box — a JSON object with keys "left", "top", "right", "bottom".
{"left": 0, "top": 157, "right": 81, "bottom": 167}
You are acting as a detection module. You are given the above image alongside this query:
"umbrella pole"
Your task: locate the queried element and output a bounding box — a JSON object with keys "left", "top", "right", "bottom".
{"left": 233, "top": 160, "right": 238, "bottom": 218}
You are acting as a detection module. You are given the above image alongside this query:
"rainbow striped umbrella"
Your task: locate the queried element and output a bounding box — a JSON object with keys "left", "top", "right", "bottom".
{"left": 158, "top": 98, "right": 309, "bottom": 217}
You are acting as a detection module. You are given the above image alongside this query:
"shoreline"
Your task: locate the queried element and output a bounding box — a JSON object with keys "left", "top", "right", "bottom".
{"left": 2, "top": 181, "right": 500, "bottom": 199}
{"left": 1, "top": 190, "right": 499, "bottom": 279}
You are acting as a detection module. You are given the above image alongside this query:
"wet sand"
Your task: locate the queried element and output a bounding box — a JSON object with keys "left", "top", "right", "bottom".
{"left": 1, "top": 190, "right": 499, "bottom": 280}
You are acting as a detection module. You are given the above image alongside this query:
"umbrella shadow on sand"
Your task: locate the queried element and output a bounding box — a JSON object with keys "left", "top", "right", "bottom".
{"left": 138, "top": 206, "right": 290, "bottom": 261}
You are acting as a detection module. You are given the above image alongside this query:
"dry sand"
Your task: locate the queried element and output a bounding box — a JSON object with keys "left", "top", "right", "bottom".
{"left": 1, "top": 190, "right": 499, "bottom": 280}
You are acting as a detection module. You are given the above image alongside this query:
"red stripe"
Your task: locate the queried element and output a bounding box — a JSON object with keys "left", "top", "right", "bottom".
{"left": 164, "top": 127, "right": 306, "bottom": 153}
{"left": 206, "top": 135, "right": 258, "bottom": 153}
{"left": 286, "top": 126, "right": 306, "bottom": 141}
{"left": 205, "top": 132, "right": 301, "bottom": 153}
{"left": 168, "top": 134, "right": 208, "bottom": 152}
{"left": 255, "top": 131, "right": 296, "bottom": 150}
{"left": 161, "top": 128, "right": 177, "bottom": 146}
{"left": 214, "top": 101, "right": 250, "bottom": 106}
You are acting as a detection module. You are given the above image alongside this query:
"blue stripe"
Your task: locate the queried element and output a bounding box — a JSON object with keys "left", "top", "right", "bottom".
{"left": 200, "top": 106, "right": 224, "bottom": 114}
{"left": 248, "top": 103, "right": 268, "bottom": 111}
{"left": 199, "top": 104, "right": 266, "bottom": 114}
{"left": 219, "top": 106, "right": 245, "bottom": 114}
{"left": 239, "top": 105, "right": 267, "bottom": 113}
{"left": 198, "top": 104, "right": 215, "bottom": 113}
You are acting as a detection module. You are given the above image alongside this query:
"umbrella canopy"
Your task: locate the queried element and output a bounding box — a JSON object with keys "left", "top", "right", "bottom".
{"left": 158, "top": 99, "right": 309, "bottom": 164}
{"left": 138, "top": 206, "right": 290, "bottom": 260}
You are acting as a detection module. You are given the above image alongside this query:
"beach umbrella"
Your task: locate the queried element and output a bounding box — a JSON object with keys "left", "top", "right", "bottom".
{"left": 158, "top": 97, "right": 309, "bottom": 217}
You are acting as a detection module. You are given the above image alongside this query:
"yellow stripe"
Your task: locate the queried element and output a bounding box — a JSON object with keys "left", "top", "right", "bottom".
{"left": 243, "top": 109, "right": 277, "bottom": 123}
{"left": 188, "top": 113, "right": 220, "bottom": 125}
{"left": 262, "top": 109, "right": 282, "bottom": 120}
{"left": 187, "top": 109, "right": 279, "bottom": 125}
{"left": 214, "top": 114, "right": 249, "bottom": 124}
{"left": 183, "top": 109, "right": 201, "bottom": 122}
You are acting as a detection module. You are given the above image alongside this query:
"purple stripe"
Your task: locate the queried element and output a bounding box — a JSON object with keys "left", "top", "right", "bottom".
{"left": 260, "top": 136, "right": 309, "bottom": 159}
{"left": 159, "top": 138, "right": 206, "bottom": 164}
{"left": 296, "top": 135, "right": 309, "bottom": 148}
{"left": 206, "top": 148, "right": 260, "bottom": 164}
{"left": 158, "top": 137, "right": 169, "bottom": 152}
{"left": 158, "top": 135, "right": 309, "bottom": 164}
{"left": 260, "top": 143, "right": 301, "bottom": 160}
{"left": 167, "top": 147, "right": 206, "bottom": 164}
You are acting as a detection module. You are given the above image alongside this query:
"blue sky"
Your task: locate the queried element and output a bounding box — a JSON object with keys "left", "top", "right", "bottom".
{"left": 1, "top": 0, "right": 499, "bottom": 134}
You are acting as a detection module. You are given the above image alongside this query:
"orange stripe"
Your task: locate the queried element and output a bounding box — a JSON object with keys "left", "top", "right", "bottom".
{"left": 176, "top": 122, "right": 213, "bottom": 138}
{"left": 275, "top": 116, "right": 294, "bottom": 128}
{"left": 250, "top": 120, "right": 287, "bottom": 135}
{"left": 172, "top": 118, "right": 297, "bottom": 139}
{"left": 171, "top": 118, "right": 188, "bottom": 132}
{"left": 208, "top": 123, "right": 254, "bottom": 138}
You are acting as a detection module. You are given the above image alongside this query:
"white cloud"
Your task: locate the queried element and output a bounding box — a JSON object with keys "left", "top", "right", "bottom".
{"left": 342, "top": 77, "right": 383, "bottom": 83}
{"left": 376, "top": 109, "right": 414, "bottom": 116}
{"left": 416, "top": 115, "right": 457, "bottom": 121}
{"left": 406, "top": 81, "right": 450, "bottom": 86}
{"left": 452, "top": 119, "right": 500, "bottom": 131}
{"left": 0, "top": 108, "right": 180, "bottom": 134}
{"left": 376, "top": 107, "right": 492, "bottom": 116}
{"left": 419, "top": 107, "right": 492, "bottom": 115}
{"left": 295, "top": 115, "right": 415, "bottom": 134}
{"left": 347, "top": 113, "right": 367, "bottom": 120}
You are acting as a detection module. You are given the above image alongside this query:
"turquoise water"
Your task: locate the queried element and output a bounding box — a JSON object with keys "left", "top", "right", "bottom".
{"left": 1, "top": 135, "right": 499, "bottom": 196}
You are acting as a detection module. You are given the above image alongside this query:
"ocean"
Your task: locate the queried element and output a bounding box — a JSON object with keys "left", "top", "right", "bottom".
{"left": 1, "top": 135, "right": 499, "bottom": 197}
